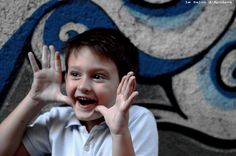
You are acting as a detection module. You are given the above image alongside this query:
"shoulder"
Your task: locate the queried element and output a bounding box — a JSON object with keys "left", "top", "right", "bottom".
{"left": 47, "top": 106, "right": 73, "bottom": 117}
{"left": 129, "top": 105, "right": 154, "bottom": 118}
{"left": 128, "top": 106, "right": 159, "bottom": 155}
{"left": 39, "top": 106, "right": 73, "bottom": 118}
{"left": 129, "top": 105, "right": 156, "bottom": 125}
{"left": 128, "top": 105, "right": 158, "bottom": 137}
{"left": 33, "top": 106, "right": 74, "bottom": 126}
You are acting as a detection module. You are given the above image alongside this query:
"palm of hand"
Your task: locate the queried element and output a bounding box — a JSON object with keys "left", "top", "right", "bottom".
{"left": 30, "top": 68, "right": 62, "bottom": 102}
{"left": 103, "top": 94, "right": 130, "bottom": 134}
{"left": 28, "top": 45, "right": 70, "bottom": 105}
{"left": 95, "top": 72, "right": 138, "bottom": 135}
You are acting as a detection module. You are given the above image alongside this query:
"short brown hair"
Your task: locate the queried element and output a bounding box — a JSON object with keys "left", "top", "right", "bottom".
{"left": 63, "top": 28, "right": 138, "bottom": 80}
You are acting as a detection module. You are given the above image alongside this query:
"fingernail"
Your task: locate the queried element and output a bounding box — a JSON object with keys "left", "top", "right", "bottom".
{"left": 128, "top": 71, "right": 133, "bottom": 75}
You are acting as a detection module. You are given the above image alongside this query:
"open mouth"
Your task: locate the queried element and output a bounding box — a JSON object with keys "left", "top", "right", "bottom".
{"left": 76, "top": 97, "right": 97, "bottom": 106}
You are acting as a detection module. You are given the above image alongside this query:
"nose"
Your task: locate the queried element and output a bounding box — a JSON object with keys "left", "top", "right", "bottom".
{"left": 77, "top": 76, "right": 92, "bottom": 93}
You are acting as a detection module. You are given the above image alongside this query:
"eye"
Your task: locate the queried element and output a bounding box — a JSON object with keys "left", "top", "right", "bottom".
{"left": 94, "top": 74, "right": 103, "bottom": 79}
{"left": 69, "top": 71, "right": 81, "bottom": 79}
{"left": 93, "top": 73, "right": 107, "bottom": 81}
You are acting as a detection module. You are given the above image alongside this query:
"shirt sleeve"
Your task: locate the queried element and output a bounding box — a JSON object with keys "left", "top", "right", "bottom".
{"left": 22, "top": 111, "right": 52, "bottom": 156}
{"left": 129, "top": 106, "right": 159, "bottom": 156}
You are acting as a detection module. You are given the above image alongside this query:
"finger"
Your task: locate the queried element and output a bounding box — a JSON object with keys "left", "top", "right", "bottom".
{"left": 126, "top": 71, "right": 134, "bottom": 77}
{"left": 42, "top": 45, "right": 49, "bottom": 68}
{"left": 55, "top": 52, "right": 62, "bottom": 73}
{"left": 122, "top": 72, "right": 134, "bottom": 92}
{"left": 131, "top": 74, "right": 136, "bottom": 90}
{"left": 117, "top": 75, "right": 127, "bottom": 94}
{"left": 123, "top": 75, "right": 136, "bottom": 99}
{"left": 129, "top": 76, "right": 136, "bottom": 91}
{"left": 120, "top": 72, "right": 133, "bottom": 94}
{"left": 49, "top": 45, "right": 55, "bottom": 69}
{"left": 95, "top": 105, "right": 108, "bottom": 117}
{"left": 28, "top": 52, "right": 39, "bottom": 72}
{"left": 121, "top": 91, "right": 139, "bottom": 112}
{"left": 127, "top": 91, "right": 139, "bottom": 105}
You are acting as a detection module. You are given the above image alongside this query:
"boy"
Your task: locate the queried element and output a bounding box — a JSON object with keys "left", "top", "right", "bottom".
{"left": 0, "top": 28, "right": 158, "bottom": 156}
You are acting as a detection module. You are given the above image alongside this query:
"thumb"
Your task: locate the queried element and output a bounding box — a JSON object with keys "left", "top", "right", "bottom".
{"left": 95, "top": 105, "right": 108, "bottom": 117}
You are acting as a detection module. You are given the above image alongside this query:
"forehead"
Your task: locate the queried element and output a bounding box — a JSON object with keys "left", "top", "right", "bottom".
{"left": 67, "top": 46, "right": 118, "bottom": 72}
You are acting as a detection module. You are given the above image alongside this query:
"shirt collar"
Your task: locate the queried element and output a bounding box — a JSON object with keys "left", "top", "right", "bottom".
{"left": 65, "top": 113, "right": 108, "bottom": 130}
{"left": 65, "top": 114, "right": 82, "bottom": 129}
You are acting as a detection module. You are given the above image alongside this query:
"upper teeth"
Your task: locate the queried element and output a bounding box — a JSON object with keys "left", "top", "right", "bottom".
{"left": 77, "top": 97, "right": 96, "bottom": 105}
{"left": 79, "top": 97, "right": 89, "bottom": 100}
{"left": 77, "top": 97, "right": 93, "bottom": 101}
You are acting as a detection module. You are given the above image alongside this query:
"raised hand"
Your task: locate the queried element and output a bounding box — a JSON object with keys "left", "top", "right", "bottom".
{"left": 28, "top": 45, "right": 71, "bottom": 105}
{"left": 95, "top": 72, "right": 139, "bottom": 135}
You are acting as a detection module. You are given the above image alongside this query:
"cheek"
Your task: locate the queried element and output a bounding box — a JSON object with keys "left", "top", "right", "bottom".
{"left": 65, "top": 81, "right": 76, "bottom": 98}
{"left": 96, "top": 84, "right": 118, "bottom": 106}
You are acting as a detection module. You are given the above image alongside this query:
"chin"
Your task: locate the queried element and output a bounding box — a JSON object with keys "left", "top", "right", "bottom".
{"left": 74, "top": 110, "right": 103, "bottom": 121}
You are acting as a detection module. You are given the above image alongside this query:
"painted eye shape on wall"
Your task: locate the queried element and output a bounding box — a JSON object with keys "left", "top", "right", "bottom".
{"left": 125, "top": 0, "right": 179, "bottom": 8}
{"left": 214, "top": 42, "right": 236, "bottom": 93}
{"left": 121, "top": 0, "right": 205, "bottom": 29}
{"left": 196, "top": 32, "right": 236, "bottom": 110}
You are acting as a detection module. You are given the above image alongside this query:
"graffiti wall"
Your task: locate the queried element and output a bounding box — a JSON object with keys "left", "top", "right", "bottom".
{"left": 0, "top": 0, "right": 236, "bottom": 155}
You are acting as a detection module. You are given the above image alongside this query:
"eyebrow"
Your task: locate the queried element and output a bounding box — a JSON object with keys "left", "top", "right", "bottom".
{"left": 68, "top": 66, "right": 111, "bottom": 74}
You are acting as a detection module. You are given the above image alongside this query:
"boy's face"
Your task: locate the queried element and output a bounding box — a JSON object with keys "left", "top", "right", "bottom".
{"left": 65, "top": 46, "right": 119, "bottom": 123}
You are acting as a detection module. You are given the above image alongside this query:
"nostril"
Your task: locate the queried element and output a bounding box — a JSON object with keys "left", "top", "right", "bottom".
{"left": 78, "top": 85, "right": 91, "bottom": 93}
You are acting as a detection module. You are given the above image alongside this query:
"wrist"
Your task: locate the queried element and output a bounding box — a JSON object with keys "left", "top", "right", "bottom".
{"left": 26, "top": 92, "right": 45, "bottom": 108}
{"left": 111, "top": 126, "right": 130, "bottom": 137}
{"left": 111, "top": 127, "right": 135, "bottom": 156}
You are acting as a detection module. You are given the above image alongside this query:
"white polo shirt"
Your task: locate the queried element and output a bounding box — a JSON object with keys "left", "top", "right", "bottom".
{"left": 22, "top": 105, "right": 158, "bottom": 156}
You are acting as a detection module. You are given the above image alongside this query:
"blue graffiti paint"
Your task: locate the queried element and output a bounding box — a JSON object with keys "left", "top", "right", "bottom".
{"left": 0, "top": 0, "right": 236, "bottom": 150}
{"left": 122, "top": 0, "right": 197, "bottom": 17}
{"left": 196, "top": 28, "right": 236, "bottom": 109}
{"left": 43, "top": 0, "right": 117, "bottom": 51}
{"left": 122, "top": 0, "right": 205, "bottom": 29}
{"left": 210, "top": 41, "right": 236, "bottom": 97}
{"left": 0, "top": 0, "right": 65, "bottom": 105}
{"left": 42, "top": 0, "right": 202, "bottom": 81}
{"left": 138, "top": 51, "right": 195, "bottom": 78}
{"left": 0, "top": 0, "right": 228, "bottom": 102}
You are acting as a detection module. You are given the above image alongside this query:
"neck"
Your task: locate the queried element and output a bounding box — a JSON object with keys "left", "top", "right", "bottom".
{"left": 81, "top": 117, "right": 104, "bottom": 132}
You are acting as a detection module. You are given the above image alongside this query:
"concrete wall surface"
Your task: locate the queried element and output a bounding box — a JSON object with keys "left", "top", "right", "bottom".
{"left": 0, "top": 0, "right": 236, "bottom": 155}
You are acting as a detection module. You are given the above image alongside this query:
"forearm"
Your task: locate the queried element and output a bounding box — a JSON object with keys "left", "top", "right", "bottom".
{"left": 112, "top": 128, "right": 135, "bottom": 156}
{"left": 0, "top": 93, "right": 44, "bottom": 156}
